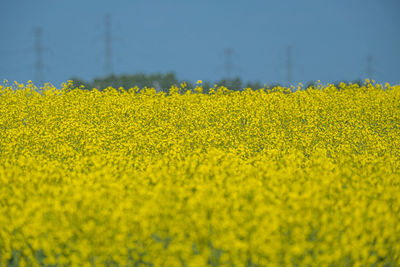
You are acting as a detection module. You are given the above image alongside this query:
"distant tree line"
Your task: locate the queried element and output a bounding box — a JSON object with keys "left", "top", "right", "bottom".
{"left": 71, "top": 73, "right": 364, "bottom": 93}
{"left": 71, "top": 73, "right": 268, "bottom": 93}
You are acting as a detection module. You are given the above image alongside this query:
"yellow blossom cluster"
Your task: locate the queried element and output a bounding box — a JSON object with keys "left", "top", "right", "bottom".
{"left": 0, "top": 80, "right": 399, "bottom": 266}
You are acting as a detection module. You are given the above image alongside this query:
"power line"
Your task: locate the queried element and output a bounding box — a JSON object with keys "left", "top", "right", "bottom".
{"left": 34, "top": 27, "right": 45, "bottom": 85}
{"left": 366, "top": 55, "right": 373, "bottom": 79}
{"left": 224, "top": 48, "right": 233, "bottom": 79}
{"left": 286, "top": 45, "right": 292, "bottom": 86}
{"left": 105, "top": 14, "right": 113, "bottom": 76}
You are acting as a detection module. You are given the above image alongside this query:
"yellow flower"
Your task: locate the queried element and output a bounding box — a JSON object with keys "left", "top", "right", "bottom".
{"left": 0, "top": 80, "right": 399, "bottom": 266}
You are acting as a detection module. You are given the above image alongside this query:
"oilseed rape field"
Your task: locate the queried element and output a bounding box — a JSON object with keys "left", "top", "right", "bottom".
{"left": 1, "top": 80, "right": 400, "bottom": 266}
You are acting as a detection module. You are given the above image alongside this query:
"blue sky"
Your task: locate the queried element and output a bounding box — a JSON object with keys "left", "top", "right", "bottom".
{"left": 0, "top": 0, "right": 399, "bottom": 87}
